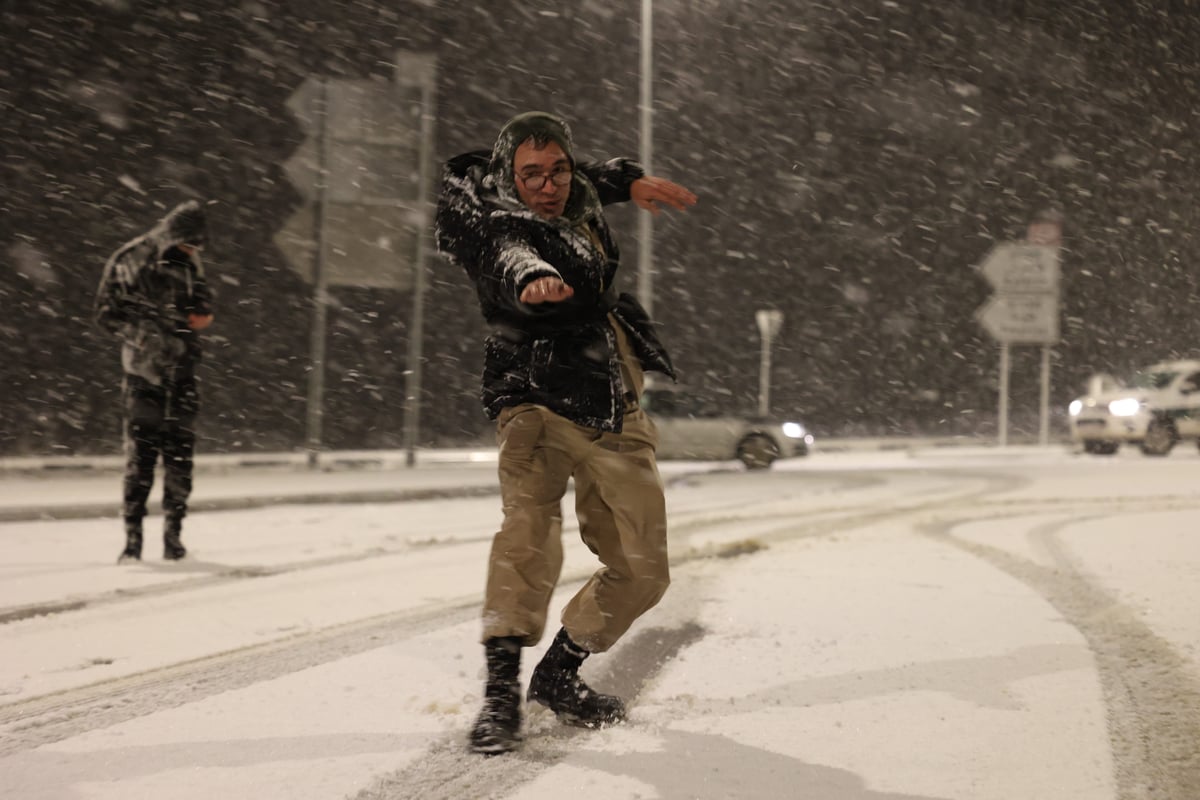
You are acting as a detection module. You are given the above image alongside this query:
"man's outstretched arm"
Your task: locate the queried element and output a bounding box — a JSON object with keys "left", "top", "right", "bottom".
{"left": 630, "top": 176, "right": 697, "bottom": 215}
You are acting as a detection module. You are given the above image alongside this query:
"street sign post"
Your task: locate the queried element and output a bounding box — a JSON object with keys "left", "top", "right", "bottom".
{"left": 278, "top": 54, "right": 437, "bottom": 465}
{"left": 975, "top": 239, "right": 1062, "bottom": 446}
{"left": 755, "top": 310, "right": 783, "bottom": 418}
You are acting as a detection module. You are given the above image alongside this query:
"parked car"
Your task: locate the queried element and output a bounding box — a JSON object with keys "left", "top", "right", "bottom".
{"left": 641, "top": 381, "right": 813, "bottom": 469}
{"left": 1068, "top": 359, "right": 1200, "bottom": 456}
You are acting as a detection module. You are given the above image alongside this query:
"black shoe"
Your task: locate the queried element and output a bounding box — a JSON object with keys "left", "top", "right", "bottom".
{"left": 469, "top": 637, "right": 523, "bottom": 755}
{"left": 117, "top": 525, "right": 143, "bottom": 564}
{"left": 469, "top": 684, "right": 523, "bottom": 755}
{"left": 163, "top": 520, "right": 187, "bottom": 560}
{"left": 528, "top": 628, "right": 626, "bottom": 728}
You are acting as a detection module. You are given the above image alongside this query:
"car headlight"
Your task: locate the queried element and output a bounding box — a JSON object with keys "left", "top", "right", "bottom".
{"left": 1108, "top": 398, "right": 1142, "bottom": 417}
{"left": 1068, "top": 399, "right": 1082, "bottom": 416}
{"left": 781, "top": 422, "right": 806, "bottom": 439}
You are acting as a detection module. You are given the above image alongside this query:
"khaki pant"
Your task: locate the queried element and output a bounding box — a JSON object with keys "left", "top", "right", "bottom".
{"left": 481, "top": 402, "right": 670, "bottom": 653}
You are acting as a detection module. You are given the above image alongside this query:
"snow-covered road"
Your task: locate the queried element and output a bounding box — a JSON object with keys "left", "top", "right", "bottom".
{"left": 2, "top": 447, "right": 1198, "bottom": 799}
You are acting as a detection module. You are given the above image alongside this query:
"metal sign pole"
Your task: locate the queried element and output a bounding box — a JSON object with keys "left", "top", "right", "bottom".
{"left": 1039, "top": 345, "right": 1051, "bottom": 446}
{"left": 998, "top": 343, "right": 1010, "bottom": 447}
{"left": 304, "top": 77, "right": 331, "bottom": 470}
{"left": 404, "top": 59, "right": 437, "bottom": 468}
{"left": 637, "top": 0, "right": 654, "bottom": 316}
{"left": 758, "top": 331, "right": 773, "bottom": 418}
{"left": 755, "top": 310, "right": 782, "bottom": 418}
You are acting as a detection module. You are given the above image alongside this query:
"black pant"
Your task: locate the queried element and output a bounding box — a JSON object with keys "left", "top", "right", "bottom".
{"left": 122, "top": 373, "right": 199, "bottom": 525}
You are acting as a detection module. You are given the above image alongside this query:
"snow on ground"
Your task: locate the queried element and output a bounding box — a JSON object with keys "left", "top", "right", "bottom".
{"left": 1, "top": 446, "right": 1198, "bottom": 799}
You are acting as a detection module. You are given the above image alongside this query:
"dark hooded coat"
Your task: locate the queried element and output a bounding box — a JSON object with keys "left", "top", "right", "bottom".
{"left": 436, "top": 114, "right": 676, "bottom": 433}
{"left": 94, "top": 201, "right": 214, "bottom": 386}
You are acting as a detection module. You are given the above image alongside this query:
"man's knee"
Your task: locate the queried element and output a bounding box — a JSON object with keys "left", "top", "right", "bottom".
{"left": 629, "top": 567, "right": 670, "bottom": 610}
{"left": 124, "top": 436, "right": 158, "bottom": 471}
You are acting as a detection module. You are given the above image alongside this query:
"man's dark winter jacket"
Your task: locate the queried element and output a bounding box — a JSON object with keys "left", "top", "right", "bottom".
{"left": 95, "top": 202, "right": 214, "bottom": 386}
{"left": 436, "top": 149, "right": 676, "bottom": 432}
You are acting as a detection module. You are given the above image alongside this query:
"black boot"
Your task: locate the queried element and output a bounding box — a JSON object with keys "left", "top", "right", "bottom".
{"left": 528, "top": 628, "right": 626, "bottom": 728}
{"left": 469, "top": 636, "right": 523, "bottom": 755}
{"left": 117, "top": 520, "right": 143, "bottom": 564}
{"left": 163, "top": 517, "right": 187, "bottom": 560}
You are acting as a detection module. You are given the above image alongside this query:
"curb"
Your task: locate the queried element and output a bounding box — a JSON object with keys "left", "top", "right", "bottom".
{"left": 0, "top": 483, "right": 502, "bottom": 524}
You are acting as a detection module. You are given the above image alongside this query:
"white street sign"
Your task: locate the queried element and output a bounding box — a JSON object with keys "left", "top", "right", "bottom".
{"left": 755, "top": 309, "right": 783, "bottom": 339}
{"left": 980, "top": 243, "right": 1059, "bottom": 294}
{"left": 277, "top": 59, "right": 435, "bottom": 290}
{"left": 976, "top": 293, "right": 1059, "bottom": 344}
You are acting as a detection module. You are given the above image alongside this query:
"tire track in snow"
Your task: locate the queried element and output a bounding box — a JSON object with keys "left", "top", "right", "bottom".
{"left": 6, "top": 466, "right": 1160, "bottom": 781}
{"left": 0, "top": 597, "right": 483, "bottom": 757}
{"left": 0, "top": 538, "right": 492, "bottom": 625}
{"left": 0, "top": 492, "right": 840, "bottom": 757}
{"left": 350, "top": 469, "right": 1018, "bottom": 798}
{"left": 0, "top": 469, "right": 873, "bottom": 626}
{"left": 921, "top": 508, "right": 1200, "bottom": 800}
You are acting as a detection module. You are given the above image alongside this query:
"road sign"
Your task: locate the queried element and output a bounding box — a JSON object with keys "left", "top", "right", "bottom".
{"left": 276, "top": 57, "right": 435, "bottom": 291}
{"left": 274, "top": 202, "right": 419, "bottom": 289}
{"left": 755, "top": 309, "right": 783, "bottom": 339}
{"left": 979, "top": 243, "right": 1059, "bottom": 294}
{"left": 976, "top": 292, "right": 1059, "bottom": 344}
{"left": 976, "top": 241, "right": 1060, "bottom": 345}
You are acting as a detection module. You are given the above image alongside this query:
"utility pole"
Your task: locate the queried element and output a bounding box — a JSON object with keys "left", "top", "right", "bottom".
{"left": 637, "top": 0, "right": 654, "bottom": 315}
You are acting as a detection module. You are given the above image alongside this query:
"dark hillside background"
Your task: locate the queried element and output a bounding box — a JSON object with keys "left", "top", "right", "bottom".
{"left": 2, "top": 0, "right": 1198, "bottom": 454}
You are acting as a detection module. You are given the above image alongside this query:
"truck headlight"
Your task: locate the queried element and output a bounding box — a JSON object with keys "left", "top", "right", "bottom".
{"left": 781, "top": 422, "right": 806, "bottom": 439}
{"left": 1068, "top": 399, "right": 1082, "bottom": 416}
{"left": 1108, "top": 398, "right": 1141, "bottom": 417}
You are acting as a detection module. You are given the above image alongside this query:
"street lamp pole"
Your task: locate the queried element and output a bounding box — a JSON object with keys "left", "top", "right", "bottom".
{"left": 637, "top": 0, "right": 654, "bottom": 316}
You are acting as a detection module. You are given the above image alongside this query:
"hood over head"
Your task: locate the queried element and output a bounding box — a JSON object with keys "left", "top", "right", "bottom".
{"left": 482, "top": 111, "right": 599, "bottom": 226}
{"left": 160, "top": 200, "right": 208, "bottom": 248}
{"left": 487, "top": 111, "right": 576, "bottom": 191}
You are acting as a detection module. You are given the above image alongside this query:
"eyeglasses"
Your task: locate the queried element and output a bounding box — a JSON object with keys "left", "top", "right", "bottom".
{"left": 519, "top": 170, "right": 572, "bottom": 191}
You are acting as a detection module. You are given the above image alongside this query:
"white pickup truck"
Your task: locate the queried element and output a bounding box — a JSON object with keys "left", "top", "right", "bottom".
{"left": 1068, "top": 359, "right": 1200, "bottom": 456}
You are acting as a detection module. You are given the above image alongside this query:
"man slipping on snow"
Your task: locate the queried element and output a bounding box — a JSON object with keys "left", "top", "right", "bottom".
{"left": 435, "top": 111, "right": 697, "bottom": 754}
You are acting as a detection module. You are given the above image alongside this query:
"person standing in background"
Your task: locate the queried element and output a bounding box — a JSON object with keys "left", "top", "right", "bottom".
{"left": 95, "top": 200, "right": 214, "bottom": 563}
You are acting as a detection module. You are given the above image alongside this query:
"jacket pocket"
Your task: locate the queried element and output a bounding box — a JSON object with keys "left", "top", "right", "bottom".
{"left": 528, "top": 333, "right": 609, "bottom": 396}
{"left": 528, "top": 339, "right": 553, "bottom": 389}
{"left": 496, "top": 405, "right": 545, "bottom": 468}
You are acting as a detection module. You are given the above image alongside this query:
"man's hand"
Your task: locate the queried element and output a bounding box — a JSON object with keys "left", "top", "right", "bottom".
{"left": 188, "top": 313, "right": 214, "bottom": 331}
{"left": 631, "top": 176, "right": 698, "bottom": 215}
{"left": 520, "top": 277, "right": 574, "bottom": 305}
